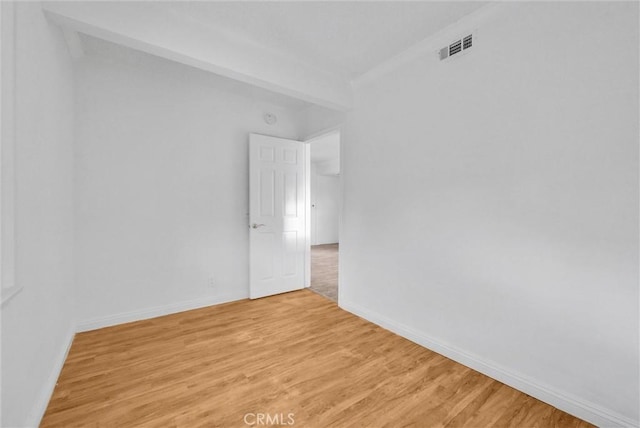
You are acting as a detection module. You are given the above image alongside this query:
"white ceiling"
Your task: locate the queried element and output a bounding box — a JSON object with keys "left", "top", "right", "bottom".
{"left": 65, "top": 2, "right": 488, "bottom": 111}
{"left": 162, "top": 2, "right": 487, "bottom": 79}
{"left": 310, "top": 132, "right": 340, "bottom": 163}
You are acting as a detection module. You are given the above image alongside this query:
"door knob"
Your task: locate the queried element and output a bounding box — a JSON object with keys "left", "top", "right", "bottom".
{"left": 251, "top": 223, "right": 266, "bottom": 229}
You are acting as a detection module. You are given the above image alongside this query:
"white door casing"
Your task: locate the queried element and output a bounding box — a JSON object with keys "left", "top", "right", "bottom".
{"left": 249, "top": 134, "right": 306, "bottom": 299}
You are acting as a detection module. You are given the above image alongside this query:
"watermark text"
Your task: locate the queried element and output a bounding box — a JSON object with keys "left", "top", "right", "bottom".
{"left": 243, "top": 412, "right": 295, "bottom": 426}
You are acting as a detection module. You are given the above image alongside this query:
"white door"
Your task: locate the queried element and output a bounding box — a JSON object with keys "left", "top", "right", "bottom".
{"left": 249, "top": 134, "right": 307, "bottom": 299}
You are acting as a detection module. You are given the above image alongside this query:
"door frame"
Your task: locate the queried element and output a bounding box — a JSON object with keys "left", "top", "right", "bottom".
{"left": 303, "top": 127, "right": 342, "bottom": 296}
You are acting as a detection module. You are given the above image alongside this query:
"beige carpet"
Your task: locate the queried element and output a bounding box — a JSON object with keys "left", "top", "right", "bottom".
{"left": 310, "top": 243, "right": 338, "bottom": 302}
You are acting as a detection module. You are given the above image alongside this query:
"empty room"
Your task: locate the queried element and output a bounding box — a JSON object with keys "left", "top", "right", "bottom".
{"left": 1, "top": 1, "right": 638, "bottom": 427}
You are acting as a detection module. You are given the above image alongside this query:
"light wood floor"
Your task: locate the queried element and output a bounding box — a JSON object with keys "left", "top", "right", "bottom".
{"left": 310, "top": 243, "right": 338, "bottom": 302}
{"left": 42, "top": 290, "right": 592, "bottom": 427}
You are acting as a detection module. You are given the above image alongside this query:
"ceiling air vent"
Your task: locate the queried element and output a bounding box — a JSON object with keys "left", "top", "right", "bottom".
{"left": 449, "top": 40, "right": 462, "bottom": 56}
{"left": 439, "top": 33, "right": 474, "bottom": 61}
{"left": 463, "top": 34, "right": 472, "bottom": 49}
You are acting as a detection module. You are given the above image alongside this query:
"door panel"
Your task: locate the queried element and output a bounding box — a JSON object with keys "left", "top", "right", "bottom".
{"left": 249, "top": 134, "right": 306, "bottom": 299}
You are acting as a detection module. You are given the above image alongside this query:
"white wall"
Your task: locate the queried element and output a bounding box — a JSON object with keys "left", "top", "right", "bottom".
{"left": 300, "top": 104, "right": 345, "bottom": 139}
{"left": 74, "top": 48, "right": 303, "bottom": 328}
{"left": 311, "top": 164, "right": 340, "bottom": 245}
{"left": 1, "top": 3, "right": 76, "bottom": 426}
{"left": 341, "top": 2, "right": 639, "bottom": 426}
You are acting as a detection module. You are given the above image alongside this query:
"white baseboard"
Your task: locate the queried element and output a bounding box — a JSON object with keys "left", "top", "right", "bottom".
{"left": 26, "top": 324, "right": 76, "bottom": 428}
{"left": 339, "top": 299, "right": 638, "bottom": 428}
{"left": 76, "top": 292, "right": 248, "bottom": 332}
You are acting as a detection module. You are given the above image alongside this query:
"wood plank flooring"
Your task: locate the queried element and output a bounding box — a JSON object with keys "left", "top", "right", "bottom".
{"left": 310, "top": 243, "right": 338, "bottom": 302}
{"left": 42, "top": 290, "right": 592, "bottom": 427}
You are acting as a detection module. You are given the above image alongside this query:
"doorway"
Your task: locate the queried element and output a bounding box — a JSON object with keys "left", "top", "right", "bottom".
{"left": 306, "top": 130, "right": 340, "bottom": 302}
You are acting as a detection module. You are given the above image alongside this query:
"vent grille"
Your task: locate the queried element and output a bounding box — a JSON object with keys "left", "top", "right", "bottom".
{"left": 463, "top": 34, "right": 472, "bottom": 50}
{"left": 449, "top": 40, "right": 462, "bottom": 56}
{"left": 440, "top": 33, "right": 474, "bottom": 61}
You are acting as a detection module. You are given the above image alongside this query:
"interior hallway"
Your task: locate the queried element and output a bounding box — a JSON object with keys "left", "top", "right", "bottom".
{"left": 310, "top": 243, "right": 339, "bottom": 302}
{"left": 41, "top": 290, "right": 591, "bottom": 427}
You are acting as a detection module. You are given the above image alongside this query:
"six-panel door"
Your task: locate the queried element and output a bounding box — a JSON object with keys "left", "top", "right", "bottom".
{"left": 249, "top": 134, "right": 306, "bottom": 299}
